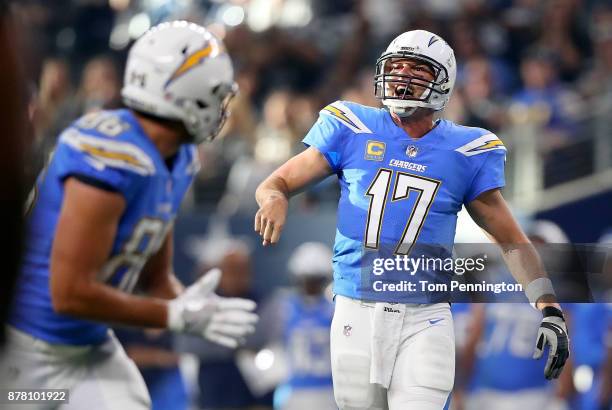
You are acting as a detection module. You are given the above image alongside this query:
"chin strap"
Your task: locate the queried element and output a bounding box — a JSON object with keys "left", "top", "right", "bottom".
{"left": 389, "top": 105, "right": 418, "bottom": 118}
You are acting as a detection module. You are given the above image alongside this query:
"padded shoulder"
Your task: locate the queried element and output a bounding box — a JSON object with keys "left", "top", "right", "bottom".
{"left": 319, "top": 101, "right": 375, "bottom": 134}
{"left": 446, "top": 122, "right": 506, "bottom": 157}
{"left": 59, "top": 127, "right": 156, "bottom": 176}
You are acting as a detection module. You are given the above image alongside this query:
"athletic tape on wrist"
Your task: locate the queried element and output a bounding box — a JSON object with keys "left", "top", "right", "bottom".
{"left": 525, "top": 277, "right": 556, "bottom": 308}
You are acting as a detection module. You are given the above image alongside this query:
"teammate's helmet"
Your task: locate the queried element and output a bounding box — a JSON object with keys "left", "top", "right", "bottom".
{"left": 288, "top": 242, "right": 333, "bottom": 279}
{"left": 121, "top": 21, "right": 237, "bottom": 144}
{"left": 375, "top": 30, "right": 456, "bottom": 116}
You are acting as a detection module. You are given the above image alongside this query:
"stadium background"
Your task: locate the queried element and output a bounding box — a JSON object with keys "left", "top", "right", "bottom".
{"left": 8, "top": 0, "right": 612, "bottom": 409}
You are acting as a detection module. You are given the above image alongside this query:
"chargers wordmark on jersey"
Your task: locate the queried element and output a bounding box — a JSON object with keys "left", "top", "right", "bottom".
{"left": 303, "top": 100, "right": 506, "bottom": 303}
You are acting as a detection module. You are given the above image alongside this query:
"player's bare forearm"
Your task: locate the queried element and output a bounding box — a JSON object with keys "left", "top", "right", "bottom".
{"left": 461, "top": 304, "right": 485, "bottom": 382}
{"left": 255, "top": 174, "right": 291, "bottom": 206}
{"left": 50, "top": 178, "right": 170, "bottom": 329}
{"left": 53, "top": 279, "right": 170, "bottom": 328}
{"left": 146, "top": 273, "right": 183, "bottom": 299}
{"left": 255, "top": 147, "right": 333, "bottom": 245}
{"left": 467, "top": 189, "right": 559, "bottom": 309}
{"left": 255, "top": 147, "right": 333, "bottom": 204}
{"left": 139, "top": 231, "right": 184, "bottom": 299}
{"left": 125, "top": 345, "right": 180, "bottom": 368}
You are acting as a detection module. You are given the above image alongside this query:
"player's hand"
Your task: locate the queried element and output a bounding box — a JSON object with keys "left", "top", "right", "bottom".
{"left": 533, "top": 306, "right": 570, "bottom": 380}
{"left": 254, "top": 194, "right": 288, "bottom": 246}
{"left": 167, "top": 269, "right": 258, "bottom": 348}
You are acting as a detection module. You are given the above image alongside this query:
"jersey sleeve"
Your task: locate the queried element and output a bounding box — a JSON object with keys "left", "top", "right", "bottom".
{"left": 302, "top": 111, "right": 347, "bottom": 172}
{"left": 464, "top": 149, "right": 506, "bottom": 203}
{"left": 53, "top": 128, "right": 155, "bottom": 199}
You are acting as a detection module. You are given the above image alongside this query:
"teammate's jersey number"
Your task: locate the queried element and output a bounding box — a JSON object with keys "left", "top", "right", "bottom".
{"left": 98, "top": 218, "right": 169, "bottom": 292}
{"left": 365, "top": 169, "right": 441, "bottom": 254}
{"left": 77, "top": 112, "right": 129, "bottom": 137}
{"left": 289, "top": 327, "right": 331, "bottom": 376}
{"left": 480, "top": 307, "right": 538, "bottom": 359}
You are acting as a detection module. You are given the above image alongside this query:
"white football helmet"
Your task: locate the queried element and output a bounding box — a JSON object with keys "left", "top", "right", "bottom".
{"left": 375, "top": 30, "right": 456, "bottom": 116}
{"left": 288, "top": 242, "right": 333, "bottom": 279}
{"left": 122, "top": 21, "right": 237, "bottom": 144}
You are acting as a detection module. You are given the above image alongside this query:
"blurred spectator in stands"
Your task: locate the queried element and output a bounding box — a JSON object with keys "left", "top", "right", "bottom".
{"left": 511, "top": 49, "right": 582, "bottom": 152}
{"left": 34, "top": 57, "right": 73, "bottom": 140}
{"left": 451, "top": 18, "right": 516, "bottom": 96}
{"left": 287, "top": 93, "right": 319, "bottom": 144}
{"left": 340, "top": 69, "right": 380, "bottom": 109}
{"left": 449, "top": 57, "right": 507, "bottom": 131}
{"left": 37, "top": 55, "right": 121, "bottom": 146}
{"left": 75, "top": 54, "right": 121, "bottom": 113}
{"left": 579, "top": 2, "right": 612, "bottom": 154}
{"left": 176, "top": 238, "right": 272, "bottom": 410}
{"left": 581, "top": 4, "right": 612, "bottom": 92}
{"left": 254, "top": 89, "right": 296, "bottom": 160}
{"left": 115, "top": 328, "right": 188, "bottom": 410}
{"left": 533, "top": 0, "right": 587, "bottom": 83}
{"left": 218, "top": 90, "right": 296, "bottom": 216}
{"left": 191, "top": 70, "right": 259, "bottom": 206}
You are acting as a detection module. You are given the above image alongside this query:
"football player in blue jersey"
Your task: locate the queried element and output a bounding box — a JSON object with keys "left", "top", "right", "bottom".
{"left": 273, "top": 242, "right": 336, "bottom": 410}
{"left": 565, "top": 303, "right": 612, "bottom": 410}
{"left": 462, "top": 304, "right": 569, "bottom": 410}
{"left": 254, "top": 30, "right": 570, "bottom": 410}
{"left": 0, "top": 21, "right": 258, "bottom": 409}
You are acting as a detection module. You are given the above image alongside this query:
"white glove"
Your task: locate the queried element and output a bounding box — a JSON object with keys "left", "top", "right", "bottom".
{"left": 167, "top": 269, "right": 258, "bottom": 348}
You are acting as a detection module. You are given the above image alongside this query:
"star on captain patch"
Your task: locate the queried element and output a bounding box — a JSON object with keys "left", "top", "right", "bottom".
{"left": 406, "top": 145, "right": 418, "bottom": 158}
{"left": 343, "top": 324, "right": 352, "bottom": 337}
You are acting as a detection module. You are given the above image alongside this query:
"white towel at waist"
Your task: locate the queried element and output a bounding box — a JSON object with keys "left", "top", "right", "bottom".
{"left": 369, "top": 302, "right": 406, "bottom": 388}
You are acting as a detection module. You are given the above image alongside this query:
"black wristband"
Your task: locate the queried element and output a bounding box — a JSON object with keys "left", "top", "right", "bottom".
{"left": 542, "top": 306, "right": 564, "bottom": 319}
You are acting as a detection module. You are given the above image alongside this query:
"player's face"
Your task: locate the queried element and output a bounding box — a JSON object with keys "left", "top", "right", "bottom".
{"left": 384, "top": 57, "right": 436, "bottom": 99}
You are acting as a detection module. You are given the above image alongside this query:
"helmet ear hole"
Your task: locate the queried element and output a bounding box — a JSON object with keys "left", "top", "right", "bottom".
{"left": 211, "top": 84, "right": 222, "bottom": 96}
{"left": 195, "top": 99, "right": 208, "bottom": 109}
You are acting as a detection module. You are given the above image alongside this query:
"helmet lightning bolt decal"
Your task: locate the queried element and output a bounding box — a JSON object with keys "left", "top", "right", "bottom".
{"left": 165, "top": 42, "right": 221, "bottom": 88}
{"left": 428, "top": 36, "right": 439, "bottom": 47}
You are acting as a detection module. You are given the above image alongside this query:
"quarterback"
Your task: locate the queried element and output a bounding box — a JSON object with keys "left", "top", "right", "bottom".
{"left": 0, "top": 22, "right": 257, "bottom": 409}
{"left": 255, "top": 30, "right": 570, "bottom": 409}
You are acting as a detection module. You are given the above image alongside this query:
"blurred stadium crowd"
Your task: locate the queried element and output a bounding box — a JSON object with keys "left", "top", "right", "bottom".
{"left": 6, "top": 0, "right": 612, "bottom": 409}
{"left": 16, "top": 0, "right": 612, "bottom": 212}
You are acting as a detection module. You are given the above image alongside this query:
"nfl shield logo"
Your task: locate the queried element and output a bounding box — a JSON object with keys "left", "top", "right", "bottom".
{"left": 406, "top": 145, "right": 418, "bottom": 158}
{"left": 343, "top": 324, "right": 352, "bottom": 337}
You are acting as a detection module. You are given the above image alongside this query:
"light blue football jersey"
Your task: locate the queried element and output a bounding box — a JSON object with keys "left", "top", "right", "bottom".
{"left": 303, "top": 101, "right": 506, "bottom": 303}
{"left": 564, "top": 303, "right": 611, "bottom": 410}
{"left": 470, "top": 304, "right": 548, "bottom": 392}
{"left": 282, "top": 294, "right": 334, "bottom": 389}
{"left": 10, "top": 109, "right": 199, "bottom": 345}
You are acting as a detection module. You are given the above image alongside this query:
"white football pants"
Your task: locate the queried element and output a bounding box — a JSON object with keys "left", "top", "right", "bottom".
{"left": 331, "top": 295, "right": 454, "bottom": 410}
{"left": 0, "top": 326, "right": 150, "bottom": 410}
